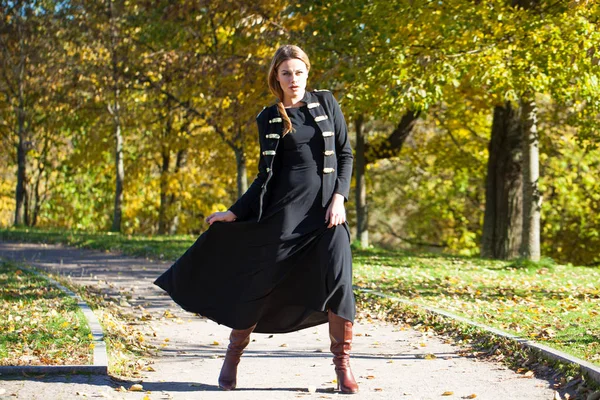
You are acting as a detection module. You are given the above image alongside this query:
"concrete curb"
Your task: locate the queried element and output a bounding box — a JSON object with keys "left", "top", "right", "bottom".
{"left": 357, "top": 287, "right": 600, "bottom": 386}
{"left": 0, "top": 266, "right": 108, "bottom": 375}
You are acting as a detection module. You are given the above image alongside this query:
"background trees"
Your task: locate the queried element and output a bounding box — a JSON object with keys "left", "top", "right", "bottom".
{"left": 1, "top": 0, "right": 598, "bottom": 264}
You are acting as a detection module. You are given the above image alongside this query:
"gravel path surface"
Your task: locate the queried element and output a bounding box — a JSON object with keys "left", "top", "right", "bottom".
{"left": 0, "top": 241, "right": 563, "bottom": 399}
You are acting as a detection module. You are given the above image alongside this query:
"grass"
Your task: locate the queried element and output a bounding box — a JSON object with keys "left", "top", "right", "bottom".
{"left": 352, "top": 246, "right": 600, "bottom": 367}
{"left": 2, "top": 226, "right": 599, "bottom": 369}
{"left": 0, "top": 261, "right": 93, "bottom": 366}
{"left": 53, "top": 274, "right": 156, "bottom": 377}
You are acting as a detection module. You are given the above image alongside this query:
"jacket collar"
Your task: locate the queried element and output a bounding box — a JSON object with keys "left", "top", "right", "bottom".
{"left": 272, "top": 90, "right": 317, "bottom": 115}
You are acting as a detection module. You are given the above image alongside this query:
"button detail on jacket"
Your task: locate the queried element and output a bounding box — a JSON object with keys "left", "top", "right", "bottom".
{"left": 322, "top": 131, "right": 334, "bottom": 137}
{"left": 307, "top": 102, "right": 320, "bottom": 109}
{"left": 266, "top": 134, "right": 280, "bottom": 139}
{"left": 269, "top": 118, "right": 282, "bottom": 123}
{"left": 262, "top": 150, "right": 276, "bottom": 156}
{"left": 324, "top": 150, "right": 335, "bottom": 156}
{"left": 314, "top": 115, "right": 328, "bottom": 122}
{"left": 323, "top": 168, "right": 335, "bottom": 174}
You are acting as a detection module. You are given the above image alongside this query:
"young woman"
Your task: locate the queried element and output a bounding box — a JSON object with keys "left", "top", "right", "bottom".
{"left": 154, "top": 44, "right": 358, "bottom": 394}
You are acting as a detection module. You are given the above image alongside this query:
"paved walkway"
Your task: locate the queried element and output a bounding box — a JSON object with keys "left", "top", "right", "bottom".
{"left": 0, "top": 241, "right": 564, "bottom": 399}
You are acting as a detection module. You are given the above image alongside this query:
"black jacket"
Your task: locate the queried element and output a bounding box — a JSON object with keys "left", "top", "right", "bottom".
{"left": 229, "top": 89, "right": 353, "bottom": 222}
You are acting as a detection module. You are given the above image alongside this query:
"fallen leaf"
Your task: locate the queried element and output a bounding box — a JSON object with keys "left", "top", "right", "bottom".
{"left": 442, "top": 391, "right": 454, "bottom": 396}
{"left": 462, "top": 395, "right": 477, "bottom": 399}
{"left": 374, "top": 388, "right": 383, "bottom": 391}
{"left": 521, "top": 370, "right": 534, "bottom": 379}
{"left": 280, "top": 343, "right": 288, "bottom": 347}
{"left": 211, "top": 341, "right": 220, "bottom": 346}
{"left": 129, "top": 384, "right": 143, "bottom": 392}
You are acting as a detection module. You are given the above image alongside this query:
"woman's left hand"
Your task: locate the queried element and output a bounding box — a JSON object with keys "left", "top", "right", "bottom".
{"left": 325, "top": 193, "right": 346, "bottom": 228}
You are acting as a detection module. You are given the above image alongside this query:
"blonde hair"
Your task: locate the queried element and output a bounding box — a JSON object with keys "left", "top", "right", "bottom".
{"left": 267, "top": 45, "right": 311, "bottom": 136}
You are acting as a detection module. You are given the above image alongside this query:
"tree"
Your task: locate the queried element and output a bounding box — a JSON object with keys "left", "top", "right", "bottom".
{"left": 480, "top": 103, "right": 523, "bottom": 259}
{"left": 0, "top": 0, "right": 69, "bottom": 226}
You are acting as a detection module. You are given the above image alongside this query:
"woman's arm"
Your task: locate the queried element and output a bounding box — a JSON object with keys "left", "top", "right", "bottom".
{"left": 325, "top": 94, "right": 353, "bottom": 227}
{"left": 331, "top": 95, "right": 353, "bottom": 201}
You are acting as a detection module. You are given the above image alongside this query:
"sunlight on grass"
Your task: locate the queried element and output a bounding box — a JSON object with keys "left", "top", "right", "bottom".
{"left": 353, "top": 247, "right": 600, "bottom": 366}
{"left": 0, "top": 262, "right": 92, "bottom": 366}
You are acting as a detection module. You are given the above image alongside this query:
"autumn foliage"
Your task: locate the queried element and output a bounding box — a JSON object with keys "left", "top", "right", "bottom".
{"left": 1, "top": 1, "right": 599, "bottom": 264}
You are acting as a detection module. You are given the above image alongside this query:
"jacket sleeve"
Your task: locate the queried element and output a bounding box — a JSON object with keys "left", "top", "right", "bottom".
{"left": 228, "top": 115, "right": 269, "bottom": 220}
{"left": 330, "top": 95, "right": 353, "bottom": 201}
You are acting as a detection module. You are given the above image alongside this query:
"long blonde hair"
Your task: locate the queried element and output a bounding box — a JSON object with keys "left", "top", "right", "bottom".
{"left": 267, "top": 45, "right": 311, "bottom": 136}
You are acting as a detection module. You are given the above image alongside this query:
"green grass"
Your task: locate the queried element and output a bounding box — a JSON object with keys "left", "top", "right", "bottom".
{"left": 2, "top": 226, "right": 599, "bottom": 368}
{"left": 0, "top": 261, "right": 93, "bottom": 366}
{"left": 352, "top": 246, "right": 600, "bottom": 367}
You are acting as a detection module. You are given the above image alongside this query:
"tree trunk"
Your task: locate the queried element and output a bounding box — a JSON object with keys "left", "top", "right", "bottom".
{"left": 111, "top": 116, "right": 124, "bottom": 232}
{"left": 168, "top": 149, "right": 187, "bottom": 235}
{"left": 109, "top": 0, "right": 124, "bottom": 233}
{"left": 158, "top": 147, "right": 170, "bottom": 235}
{"left": 14, "top": 109, "right": 27, "bottom": 226}
{"left": 354, "top": 115, "right": 368, "bottom": 248}
{"left": 14, "top": 56, "right": 27, "bottom": 226}
{"left": 234, "top": 146, "right": 248, "bottom": 198}
{"left": 480, "top": 102, "right": 523, "bottom": 259}
{"left": 520, "top": 97, "right": 541, "bottom": 261}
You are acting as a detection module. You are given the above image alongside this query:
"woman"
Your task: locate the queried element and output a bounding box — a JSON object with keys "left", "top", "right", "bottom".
{"left": 154, "top": 44, "right": 358, "bottom": 394}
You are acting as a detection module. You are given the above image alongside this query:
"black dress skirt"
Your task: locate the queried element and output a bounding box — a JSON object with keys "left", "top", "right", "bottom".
{"left": 154, "top": 105, "right": 355, "bottom": 334}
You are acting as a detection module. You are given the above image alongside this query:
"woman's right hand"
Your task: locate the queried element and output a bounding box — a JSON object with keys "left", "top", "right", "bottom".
{"left": 205, "top": 210, "right": 237, "bottom": 225}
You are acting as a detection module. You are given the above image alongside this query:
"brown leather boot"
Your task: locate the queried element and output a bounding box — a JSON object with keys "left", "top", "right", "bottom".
{"left": 218, "top": 324, "right": 256, "bottom": 390}
{"left": 328, "top": 310, "right": 359, "bottom": 394}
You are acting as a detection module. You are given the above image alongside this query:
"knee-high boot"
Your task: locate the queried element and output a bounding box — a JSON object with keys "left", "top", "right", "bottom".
{"left": 328, "top": 310, "right": 359, "bottom": 394}
{"left": 218, "top": 324, "right": 256, "bottom": 390}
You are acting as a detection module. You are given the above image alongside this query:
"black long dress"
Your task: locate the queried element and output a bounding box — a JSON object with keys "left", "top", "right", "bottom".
{"left": 154, "top": 105, "right": 355, "bottom": 334}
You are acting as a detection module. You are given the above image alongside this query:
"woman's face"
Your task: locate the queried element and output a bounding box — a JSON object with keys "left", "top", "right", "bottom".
{"left": 276, "top": 58, "right": 308, "bottom": 102}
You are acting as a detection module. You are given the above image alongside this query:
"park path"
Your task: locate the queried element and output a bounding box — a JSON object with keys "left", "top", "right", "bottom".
{"left": 0, "top": 241, "right": 563, "bottom": 400}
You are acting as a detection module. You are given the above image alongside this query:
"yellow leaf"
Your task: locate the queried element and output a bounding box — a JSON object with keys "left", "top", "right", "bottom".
{"left": 522, "top": 370, "right": 534, "bottom": 378}
{"left": 129, "top": 384, "right": 143, "bottom": 392}
{"left": 442, "top": 391, "right": 454, "bottom": 396}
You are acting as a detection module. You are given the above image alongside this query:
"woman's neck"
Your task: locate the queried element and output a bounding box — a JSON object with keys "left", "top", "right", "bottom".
{"left": 282, "top": 91, "right": 306, "bottom": 108}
